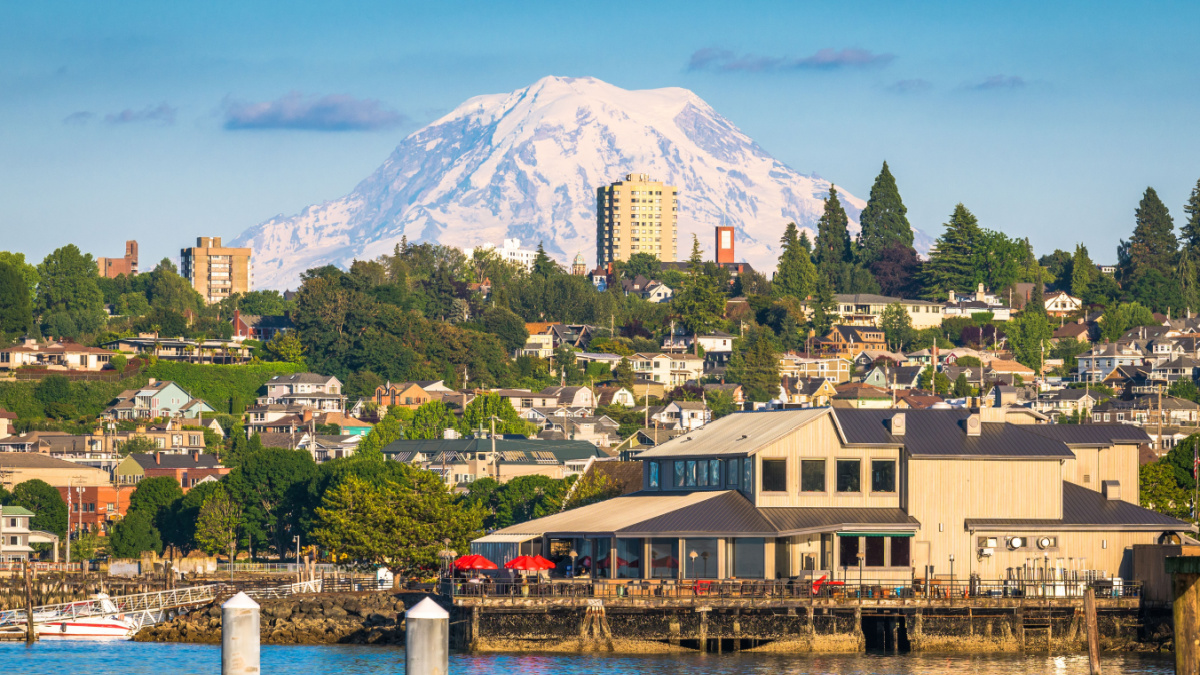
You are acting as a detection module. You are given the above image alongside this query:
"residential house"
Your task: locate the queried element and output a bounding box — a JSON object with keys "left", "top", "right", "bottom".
{"left": 372, "top": 382, "right": 432, "bottom": 410}
{"left": 1078, "top": 343, "right": 1148, "bottom": 383}
{"left": 316, "top": 411, "right": 373, "bottom": 436}
{"left": 0, "top": 407, "right": 13, "bottom": 440}
{"left": 540, "top": 386, "right": 596, "bottom": 409}
{"left": 1052, "top": 322, "right": 1092, "bottom": 346}
{"left": 575, "top": 353, "right": 625, "bottom": 372}
{"left": 1044, "top": 291, "right": 1083, "bottom": 317}
{"left": 862, "top": 365, "right": 923, "bottom": 390}
{"left": 538, "top": 415, "right": 622, "bottom": 447}
{"left": 628, "top": 353, "right": 705, "bottom": 387}
{"left": 0, "top": 338, "right": 116, "bottom": 372}
{"left": 1032, "top": 388, "right": 1099, "bottom": 422}
{"left": 56, "top": 485, "right": 133, "bottom": 536}
{"left": 620, "top": 276, "right": 673, "bottom": 303}
{"left": 258, "top": 373, "right": 345, "bottom": 412}
{"left": 596, "top": 386, "right": 637, "bottom": 407}
{"left": 702, "top": 383, "right": 745, "bottom": 406}
{"left": 492, "top": 389, "right": 560, "bottom": 416}
{"left": 826, "top": 293, "right": 945, "bottom": 330}
{"left": 987, "top": 359, "right": 1037, "bottom": 380}
{"left": 102, "top": 380, "right": 214, "bottom": 420}
{"left": 255, "top": 432, "right": 360, "bottom": 462}
{"left": 0, "top": 453, "right": 111, "bottom": 488}
{"left": 780, "top": 377, "right": 836, "bottom": 408}
{"left": 116, "top": 451, "right": 229, "bottom": 491}
{"left": 942, "top": 284, "right": 1013, "bottom": 321}
{"left": 831, "top": 382, "right": 893, "bottom": 409}
{"left": 101, "top": 334, "right": 252, "bottom": 364}
{"left": 893, "top": 390, "right": 944, "bottom": 409}
{"left": 658, "top": 401, "right": 711, "bottom": 431}
{"left": 813, "top": 326, "right": 888, "bottom": 359}
{"left": 1091, "top": 395, "right": 1200, "bottom": 428}
{"left": 0, "top": 506, "right": 35, "bottom": 561}
{"left": 382, "top": 437, "right": 607, "bottom": 488}
{"left": 777, "top": 353, "right": 852, "bottom": 384}
{"left": 473, "top": 408, "right": 1186, "bottom": 584}
{"left": 230, "top": 309, "right": 294, "bottom": 340}
{"left": 519, "top": 333, "right": 556, "bottom": 358}
{"left": 1150, "top": 356, "right": 1200, "bottom": 385}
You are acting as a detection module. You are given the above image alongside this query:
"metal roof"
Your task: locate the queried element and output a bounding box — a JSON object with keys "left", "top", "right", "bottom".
{"left": 760, "top": 507, "right": 919, "bottom": 535}
{"left": 832, "top": 409, "right": 1075, "bottom": 458}
{"left": 491, "top": 491, "right": 727, "bottom": 536}
{"left": 620, "top": 491, "right": 776, "bottom": 536}
{"left": 965, "top": 482, "right": 1192, "bottom": 531}
{"left": 1019, "top": 424, "right": 1151, "bottom": 446}
{"left": 635, "top": 408, "right": 830, "bottom": 459}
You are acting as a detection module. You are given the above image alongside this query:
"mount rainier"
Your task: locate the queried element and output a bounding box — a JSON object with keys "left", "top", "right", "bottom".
{"left": 235, "top": 75, "right": 892, "bottom": 290}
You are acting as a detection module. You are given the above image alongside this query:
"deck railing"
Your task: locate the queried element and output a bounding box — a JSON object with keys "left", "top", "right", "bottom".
{"left": 0, "top": 562, "right": 83, "bottom": 573}
{"left": 442, "top": 577, "right": 1142, "bottom": 602}
{"left": 215, "top": 562, "right": 342, "bottom": 574}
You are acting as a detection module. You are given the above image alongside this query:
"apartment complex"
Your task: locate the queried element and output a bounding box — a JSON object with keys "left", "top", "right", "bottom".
{"left": 96, "top": 240, "right": 139, "bottom": 278}
{"left": 595, "top": 173, "right": 678, "bottom": 267}
{"left": 180, "top": 236, "right": 252, "bottom": 304}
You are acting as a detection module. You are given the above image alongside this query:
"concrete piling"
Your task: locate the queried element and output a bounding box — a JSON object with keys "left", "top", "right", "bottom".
{"left": 221, "top": 592, "right": 260, "bottom": 675}
{"left": 406, "top": 597, "right": 450, "bottom": 675}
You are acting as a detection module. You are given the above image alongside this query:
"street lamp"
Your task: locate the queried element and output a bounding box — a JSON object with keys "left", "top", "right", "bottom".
{"left": 857, "top": 552, "right": 865, "bottom": 593}
{"left": 701, "top": 551, "right": 710, "bottom": 578}
{"left": 570, "top": 549, "right": 578, "bottom": 578}
{"left": 949, "top": 553, "right": 956, "bottom": 599}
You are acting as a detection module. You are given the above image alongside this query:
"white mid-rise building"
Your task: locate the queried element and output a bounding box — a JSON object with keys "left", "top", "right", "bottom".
{"left": 467, "top": 238, "right": 540, "bottom": 271}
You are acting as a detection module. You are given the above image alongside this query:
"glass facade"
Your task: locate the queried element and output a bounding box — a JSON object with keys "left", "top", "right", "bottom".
{"left": 684, "top": 538, "right": 719, "bottom": 579}
{"left": 729, "top": 538, "right": 765, "bottom": 579}
{"left": 593, "top": 537, "right": 612, "bottom": 578}
{"left": 649, "top": 461, "right": 659, "bottom": 489}
{"left": 709, "top": 459, "right": 722, "bottom": 487}
{"left": 727, "top": 458, "right": 739, "bottom": 486}
{"left": 616, "top": 538, "right": 642, "bottom": 578}
{"left": 673, "top": 461, "right": 685, "bottom": 487}
{"left": 743, "top": 458, "right": 753, "bottom": 491}
{"left": 650, "top": 539, "right": 679, "bottom": 579}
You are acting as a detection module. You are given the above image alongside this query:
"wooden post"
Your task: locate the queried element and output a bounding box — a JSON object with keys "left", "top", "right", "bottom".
{"left": 1167, "top": 556, "right": 1200, "bottom": 675}
{"left": 23, "top": 560, "right": 37, "bottom": 643}
{"left": 1084, "top": 587, "right": 1101, "bottom": 675}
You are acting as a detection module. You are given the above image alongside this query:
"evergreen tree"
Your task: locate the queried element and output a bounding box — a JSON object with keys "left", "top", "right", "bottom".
{"left": 798, "top": 231, "right": 813, "bottom": 255}
{"left": 922, "top": 204, "right": 983, "bottom": 299}
{"left": 1120, "top": 187, "right": 1177, "bottom": 284}
{"left": 813, "top": 186, "right": 852, "bottom": 267}
{"left": 772, "top": 222, "right": 818, "bottom": 300}
{"left": 856, "top": 162, "right": 914, "bottom": 263}
{"left": 531, "top": 243, "right": 559, "bottom": 279}
{"left": 726, "top": 328, "right": 780, "bottom": 402}
{"left": 1070, "top": 244, "right": 1095, "bottom": 299}
{"left": 1180, "top": 177, "right": 1200, "bottom": 254}
{"left": 1179, "top": 248, "right": 1200, "bottom": 315}
{"left": 0, "top": 261, "right": 33, "bottom": 335}
{"left": 674, "top": 235, "right": 726, "bottom": 334}
{"left": 809, "top": 276, "right": 837, "bottom": 335}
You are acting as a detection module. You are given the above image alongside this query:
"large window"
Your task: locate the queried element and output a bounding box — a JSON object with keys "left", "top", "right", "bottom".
{"left": 709, "top": 459, "right": 722, "bottom": 488}
{"left": 743, "top": 458, "right": 753, "bottom": 490}
{"left": 684, "top": 539, "right": 718, "bottom": 579}
{"left": 727, "top": 458, "right": 739, "bottom": 487}
{"left": 673, "top": 461, "right": 685, "bottom": 488}
{"left": 729, "top": 538, "right": 765, "bottom": 579}
{"left": 761, "top": 459, "right": 787, "bottom": 492}
{"left": 891, "top": 537, "right": 911, "bottom": 567}
{"left": 649, "top": 462, "right": 660, "bottom": 489}
{"left": 871, "top": 460, "right": 896, "bottom": 493}
{"left": 686, "top": 460, "right": 697, "bottom": 487}
{"left": 836, "top": 460, "right": 861, "bottom": 493}
{"left": 650, "top": 539, "right": 678, "bottom": 579}
{"left": 697, "top": 460, "right": 709, "bottom": 487}
{"left": 838, "top": 535, "right": 859, "bottom": 568}
{"left": 865, "top": 537, "right": 885, "bottom": 567}
{"left": 616, "top": 538, "right": 642, "bottom": 579}
{"left": 801, "top": 460, "right": 826, "bottom": 492}
{"left": 593, "top": 537, "right": 612, "bottom": 578}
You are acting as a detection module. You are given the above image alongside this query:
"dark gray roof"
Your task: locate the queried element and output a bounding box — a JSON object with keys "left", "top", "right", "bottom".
{"left": 760, "top": 507, "right": 919, "bottom": 535}
{"left": 622, "top": 491, "right": 776, "bottom": 535}
{"left": 965, "top": 482, "right": 1190, "bottom": 530}
{"left": 833, "top": 409, "right": 1075, "bottom": 458}
{"left": 1020, "top": 424, "right": 1151, "bottom": 446}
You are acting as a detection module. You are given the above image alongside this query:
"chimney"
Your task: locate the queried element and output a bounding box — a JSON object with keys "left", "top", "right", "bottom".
{"left": 1102, "top": 480, "right": 1121, "bottom": 501}
{"left": 965, "top": 414, "right": 982, "bottom": 436}
{"left": 148, "top": 378, "right": 157, "bottom": 386}
{"left": 154, "top": 452, "right": 162, "bottom": 465}
{"left": 302, "top": 409, "right": 313, "bottom": 423}
{"left": 888, "top": 412, "right": 906, "bottom": 436}
{"left": 192, "top": 451, "right": 200, "bottom": 463}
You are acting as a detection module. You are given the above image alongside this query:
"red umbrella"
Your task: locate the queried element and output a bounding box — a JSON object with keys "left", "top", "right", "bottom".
{"left": 504, "top": 555, "right": 555, "bottom": 571}
{"left": 455, "top": 554, "right": 498, "bottom": 570}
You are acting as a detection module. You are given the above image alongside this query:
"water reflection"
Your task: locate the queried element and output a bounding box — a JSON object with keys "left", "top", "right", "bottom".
{"left": 0, "top": 642, "right": 1173, "bottom": 675}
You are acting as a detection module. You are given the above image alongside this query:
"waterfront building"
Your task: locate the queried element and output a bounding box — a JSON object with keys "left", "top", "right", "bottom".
{"left": 474, "top": 407, "right": 1189, "bottom": 582}
{"left": 595, "top": 173, "right": 678, "bottom": 268}
{"left": 180, "top": 236, "right": 252, "bottom": 304}
{"left": 0, "top": 506, "right": 35, "bottom": 561}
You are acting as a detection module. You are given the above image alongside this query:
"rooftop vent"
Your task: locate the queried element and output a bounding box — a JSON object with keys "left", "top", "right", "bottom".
{"left": 1102, "top": 480, "right": 1121, "bottom": 501}
{"left": 965, "top": 414, "right": 981, "bottom": 436}
{"left": 888, "top": 413, "right": 906, "bottom": 436}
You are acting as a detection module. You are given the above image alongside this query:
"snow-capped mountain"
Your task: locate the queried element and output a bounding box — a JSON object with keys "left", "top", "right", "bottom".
{"left": 235, "top": 76, "right": 908, "bottom": 290}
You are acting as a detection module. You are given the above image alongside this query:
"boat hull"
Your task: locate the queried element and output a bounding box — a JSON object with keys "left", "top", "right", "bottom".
{"left": 36, "top": 617, "right": 136, "bottom": 641}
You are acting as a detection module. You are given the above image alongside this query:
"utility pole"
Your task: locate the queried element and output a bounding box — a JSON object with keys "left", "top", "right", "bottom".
{"left": 1158, "top": 384, "right": 1164, "bottom": 456}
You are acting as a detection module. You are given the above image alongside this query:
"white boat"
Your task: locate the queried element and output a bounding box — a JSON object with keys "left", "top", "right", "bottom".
{"left": 33, "top": 594, "right": 138, "bottom": 641}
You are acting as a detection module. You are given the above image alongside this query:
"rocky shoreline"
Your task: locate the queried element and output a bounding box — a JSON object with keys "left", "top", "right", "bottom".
{"left": 134, "top": 592, "right": 443, "bottom": 645}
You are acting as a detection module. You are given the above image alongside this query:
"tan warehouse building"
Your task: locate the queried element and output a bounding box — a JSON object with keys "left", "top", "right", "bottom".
{"left": 595, "top": 173, "right": 678, "bottom": 268}
{"left": 180, "top": 237, "right": 252, "bottom": 304}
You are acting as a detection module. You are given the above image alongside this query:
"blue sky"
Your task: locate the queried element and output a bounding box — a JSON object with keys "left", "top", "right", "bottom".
{"left": 2, "top": 0, "right": 1198, "bottom": 266}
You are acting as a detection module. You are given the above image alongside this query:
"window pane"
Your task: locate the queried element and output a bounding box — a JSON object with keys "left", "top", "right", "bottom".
{"left": 710, "top": 460, "right": 722, "bottom": 487}
{"left": 836, "top": 460, "right": 861, "bottom": 492}
{"left": 743, "top": 458, "right": 753, "bottom": 489}
{"left": 762, "top": 459, "right": 787, "bottom": 492}
{"left": 594, "top": 537, "right": 612, "bottom": 578}
{"left": 697, "top": 461, "right": 708, "bottom": 487}
{"left": 839, "top": 536, "right": 859, "bottom": 568}
{"left": 727, "top": 458, "right": 739, "bottom": 486}
{"left": 801, "top": 460, "right": 826, "bottom": 492}
{"left": 686, "top": 460, "right": 697, "bottom": 486}
{"left": 731, "top": 538, "right": 765, "bottom": 579}
{"left": 649, "top": 462, "right": 660, "bottom": 489}
{"left": 871, "top": 460, "right": 896, "bottom": 493}
{"left": 650, "top": 539, "right": 678, "bottom": 579}
{"left": 616, "top": 538, "right": 642, "bottom": 579}
{"left": 865, "top": 537, "right": 885, "bottom": 567}
{"left": 890, "top": 537, "right": 911, "bottom": 567}
{"left": 674, "top": 461, "right": 685, "bottom": 487}
{"left": 684, "top": 538, "right": 719, "bottom": 579}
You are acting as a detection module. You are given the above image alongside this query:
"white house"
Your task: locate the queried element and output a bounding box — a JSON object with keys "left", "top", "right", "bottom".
{"left": 1044, "top": 291, "right": 1083, "bottom": 317}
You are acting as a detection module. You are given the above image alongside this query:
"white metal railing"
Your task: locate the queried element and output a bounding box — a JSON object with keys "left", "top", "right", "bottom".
{"left": 244, "top": 579, "right": 322, "bottom": 599}
{"left": 0, "top": 584, "right": 218, "bottom": 629}
{"left": 216, "top": 562, "right": 341, "bottom": 574}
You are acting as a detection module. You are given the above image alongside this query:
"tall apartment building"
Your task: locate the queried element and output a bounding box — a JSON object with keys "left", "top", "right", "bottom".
{"left": 180, "top": 237, "right": 252, "bottom": 304}
{"left": 595, "top": 173, "right": 678, "bottom": 268}
{"left": 97, "top": 240, "right": 139, "bottom": 278}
